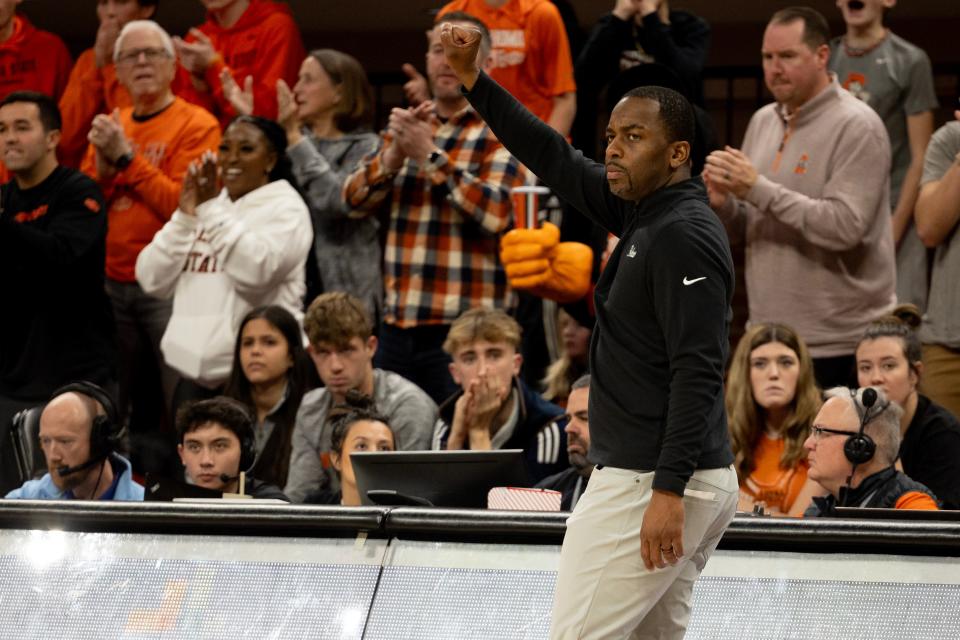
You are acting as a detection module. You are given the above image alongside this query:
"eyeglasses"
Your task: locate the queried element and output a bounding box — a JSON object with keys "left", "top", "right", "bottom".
{"left": 810, "top": 426, "right": 858, "bottom": 440}
{"left": 116, "top": 47, "right": 170, "bottom": 66}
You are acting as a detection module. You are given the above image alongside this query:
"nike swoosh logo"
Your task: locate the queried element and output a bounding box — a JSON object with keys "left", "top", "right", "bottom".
{"left": 683, "top": 276, "right": 707, "bottom": 286}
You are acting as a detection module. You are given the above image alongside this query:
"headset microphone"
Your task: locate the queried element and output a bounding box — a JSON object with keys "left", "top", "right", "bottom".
{"left": 219, "top": 473, "right": 240, "bottom": 484}
{"left": 57, "top": 455, "right": 107, "bottom": 477}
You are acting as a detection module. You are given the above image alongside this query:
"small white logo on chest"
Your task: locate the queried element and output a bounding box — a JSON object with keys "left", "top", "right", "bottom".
{"left": 683, "top": 276, "right": 706, "bottom": 286}
{"left": 627, "top": 244, "right": 637, "bottom": 258}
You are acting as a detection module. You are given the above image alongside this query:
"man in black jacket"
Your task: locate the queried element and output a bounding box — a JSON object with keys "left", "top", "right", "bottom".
{"left": 536, "top": 374, "right": 593, "bottom": 510}
{"left": 0, "top": 91, "right": 114, "bottom": 495}
{"left": 441, "top": 24, "right": 737, "bottom": 639}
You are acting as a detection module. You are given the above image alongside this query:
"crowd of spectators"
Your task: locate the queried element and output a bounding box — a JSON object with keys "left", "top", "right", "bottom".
{"left": 0, "top": 0, "right": 958, "bottom": 517}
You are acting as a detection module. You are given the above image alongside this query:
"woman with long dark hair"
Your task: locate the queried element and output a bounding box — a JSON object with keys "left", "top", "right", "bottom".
{"left": 224, "top": 305, "right": 318, "bottom": 487}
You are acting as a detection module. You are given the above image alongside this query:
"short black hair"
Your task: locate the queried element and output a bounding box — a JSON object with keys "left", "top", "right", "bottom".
{"left": 620, "top": 85, "right": 695, "bottom": 146}
{"left": 770, "top": 6, "right": 831, "bottom": 50}
{"left": 176, "top": 396, "right": 254, "bottom": 445}
{"left": 0, "top": 91, "right": 62, "bottom": 132}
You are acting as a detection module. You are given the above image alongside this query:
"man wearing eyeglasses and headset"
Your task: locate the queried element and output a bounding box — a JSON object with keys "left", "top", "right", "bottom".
{"left": 81, "top": 20, "right": 220, "bottom": 439}
{"left": 803, "top": 386, "right": 939, "bottom": 515}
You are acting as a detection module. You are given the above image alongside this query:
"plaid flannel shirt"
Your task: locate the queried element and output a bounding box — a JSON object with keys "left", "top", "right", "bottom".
{"left": 343, "top": 105, "right": 526, "bottom": 328}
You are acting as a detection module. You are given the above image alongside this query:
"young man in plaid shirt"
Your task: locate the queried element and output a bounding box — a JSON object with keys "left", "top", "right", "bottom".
{"left": 343, "top": 12, "right": 526, "bottom": 404}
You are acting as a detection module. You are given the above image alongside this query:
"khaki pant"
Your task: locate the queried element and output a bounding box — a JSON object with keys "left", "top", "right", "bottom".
{"left": 921, "top": 344, "right": 960, "bottom": 421}
{"left": 549, "top": 465, "right": 738, "bottom": 639}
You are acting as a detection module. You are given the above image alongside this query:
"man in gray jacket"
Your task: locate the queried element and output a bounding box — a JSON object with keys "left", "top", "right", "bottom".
{"left": 284, "top": 292, "right": 438, "bottom": 503}
{"left": 704, "top": 7, "right": 895, "bottom": 389}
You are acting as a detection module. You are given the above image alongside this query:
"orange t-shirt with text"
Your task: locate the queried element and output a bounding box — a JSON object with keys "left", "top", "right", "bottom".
{"left": 741, "top": 434, "right": 809, "bottom": 514}
{"left": 438, "top": 0, "right": 576, "bottom": 124}
{"left": 81, "top": 98, "right": 221, "bottom": 283}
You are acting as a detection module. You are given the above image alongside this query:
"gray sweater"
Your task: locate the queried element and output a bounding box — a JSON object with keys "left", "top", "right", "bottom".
{"left": 717, "top": 77, "right": 896, "bottom": 357}
{"left": 283, "top": 368, "right": 438, "bottom": 503}
{"left": 287, "top": 131, "right": 382, "bottom": 316}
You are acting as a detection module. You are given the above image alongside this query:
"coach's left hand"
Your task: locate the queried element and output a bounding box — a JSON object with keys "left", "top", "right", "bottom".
{"left": 640, "top": 489, "right": 685, "bottom": 571}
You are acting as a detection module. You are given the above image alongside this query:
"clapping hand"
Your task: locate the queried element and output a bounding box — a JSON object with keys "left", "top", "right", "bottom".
{"left": 704, "top": 146, "right": 758, "bottom": 201}
{"left": 173, "top": 28, "right": 217, "bottom": 77}
{"left": 88, "top": 108, "right": 132, "bottom": 162}
{"left": 276, "top": 79, "right": 303, "bottom": 144}
{"left": 179, "top": 150, "right": 219, "bottom": 216}
{"left": 383, "top": 101, "right": 437, "bottom": 170}
{"left": 94, "top": 17, "right": 120, "bottom": 69}
{"left": 221, "top": 70, "right": 254, "bottom": 116}
{"left": 88, "top": 108, "right": 132, "bottom": 177}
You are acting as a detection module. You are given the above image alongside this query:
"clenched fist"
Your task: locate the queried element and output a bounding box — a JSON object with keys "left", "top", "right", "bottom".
{"left": 439, "top": 23, "right": 483, "bottom": 91}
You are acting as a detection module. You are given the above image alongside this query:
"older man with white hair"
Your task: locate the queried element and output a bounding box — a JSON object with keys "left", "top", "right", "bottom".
{"left": 803, "top": 386, "right": 939, "bottom": 515}
{"left": 81, "top": 19, "right": 221, "bottom": 446}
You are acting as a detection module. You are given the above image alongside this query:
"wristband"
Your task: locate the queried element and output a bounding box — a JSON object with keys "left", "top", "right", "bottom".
{"left": 114, "top": 151, "right": 134, "bottom": 171}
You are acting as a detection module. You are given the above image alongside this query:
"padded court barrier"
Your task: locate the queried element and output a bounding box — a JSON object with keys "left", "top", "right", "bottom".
{"left": 0, "top": 502, "right": 958, "bottom": 639}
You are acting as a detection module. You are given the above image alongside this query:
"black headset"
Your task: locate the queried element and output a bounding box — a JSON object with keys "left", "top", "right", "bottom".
{"left": 210, "top": 397, "right": 257, "bottom": 473}
{"left": 238, "top": 415, "right": 256, "bottom": 474}
{"left": 48, "top": 381, "right": 123, "bottom": 460}
{"left": 843, "top": 387, "right": 888, "bottom": 465}
{"left": 841, "top": 387, "right": 890, "bottom": 507}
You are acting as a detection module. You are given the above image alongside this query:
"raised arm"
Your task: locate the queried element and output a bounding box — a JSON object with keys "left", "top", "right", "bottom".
{"left": 440, "top": 23, "right": 627, "bottom": 235}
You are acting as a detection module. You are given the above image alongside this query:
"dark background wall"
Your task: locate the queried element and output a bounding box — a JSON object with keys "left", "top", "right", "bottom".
{"left": 22, "top": 0, "right": 960, "bottom": 143}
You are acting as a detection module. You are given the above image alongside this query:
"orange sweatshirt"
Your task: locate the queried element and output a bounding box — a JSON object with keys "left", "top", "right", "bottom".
{"left": 58, "top": 49, "right": 130, "bottom": 169}
{"left": 177, "top": 0, "right": 305, "bottom": 126}
{"left": 0, "top": 15, "right": 72, "bottom": 100}
{"left": 81, "top": 98, "right": 221, "bottom": 283}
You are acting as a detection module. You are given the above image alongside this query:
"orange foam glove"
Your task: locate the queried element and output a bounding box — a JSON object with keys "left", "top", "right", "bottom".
{"left": 499, "top": 222, "right": 593, "bottom": 303}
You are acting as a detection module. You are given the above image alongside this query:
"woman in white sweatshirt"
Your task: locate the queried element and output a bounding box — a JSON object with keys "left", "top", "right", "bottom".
{"left": 136, "top": 116, "right": 312, "bottom": 407}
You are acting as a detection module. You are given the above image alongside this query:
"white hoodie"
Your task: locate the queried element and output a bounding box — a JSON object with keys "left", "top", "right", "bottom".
{"left": 136, "top": 179, "right": 311, "bottom": 386}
